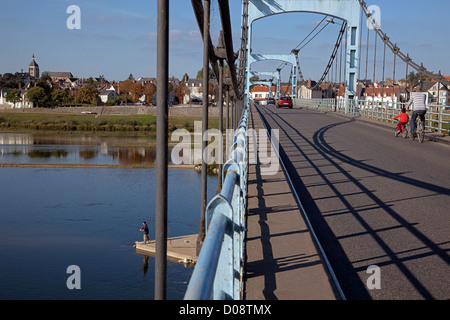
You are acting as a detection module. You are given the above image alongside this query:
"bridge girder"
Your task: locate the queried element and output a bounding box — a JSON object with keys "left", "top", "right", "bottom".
{"left": 244, "top": 0, "right": 361, "bottom": 113}
{"left": 250, "top": 71, "right": 279, "bottom": 98}
{"left": 250, "top": 71, "right": 279, "bottom": 80}
{"left": 248, "top": 53, "right": 297, "bottom": 98}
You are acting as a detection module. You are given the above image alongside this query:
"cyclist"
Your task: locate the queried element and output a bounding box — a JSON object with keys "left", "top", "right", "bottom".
{"left": 394, "top": 107, "right": 409, "bottom": 135}
{"left": 407, "top": 86, "right": 427, "bottom": 138}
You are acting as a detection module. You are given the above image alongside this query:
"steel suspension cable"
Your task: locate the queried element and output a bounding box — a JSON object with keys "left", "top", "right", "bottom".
{"left": 358, "top": 0, "right": 449, "bottom": 87}
{"left": 294, "top": 16, "right": 327, "bottom": 50}
{"left": 364, "top": 25, "right": 369, "bottom": 85}
{"left": 312, "top": 20, "right": 347, "bottom": 89}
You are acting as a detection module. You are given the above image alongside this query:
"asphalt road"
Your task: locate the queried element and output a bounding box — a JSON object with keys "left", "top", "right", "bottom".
{"left": 255, "top": 103, "right": 450, "bottom": 300}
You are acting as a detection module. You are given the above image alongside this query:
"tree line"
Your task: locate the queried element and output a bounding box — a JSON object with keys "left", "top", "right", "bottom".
{"left": 2, "top": 68, "right": 218, "bottom": 108}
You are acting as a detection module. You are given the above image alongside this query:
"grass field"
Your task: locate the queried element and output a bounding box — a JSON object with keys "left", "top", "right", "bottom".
{"left": 0, "top": 113, "right": 221, "bottom": 133}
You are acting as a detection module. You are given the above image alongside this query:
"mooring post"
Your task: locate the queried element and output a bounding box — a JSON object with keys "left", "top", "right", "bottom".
{"left": 155, "top": 0, "right": 169, "bottom": 300}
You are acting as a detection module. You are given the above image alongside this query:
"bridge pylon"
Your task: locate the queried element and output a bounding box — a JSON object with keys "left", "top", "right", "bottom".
{"left": 250, "top": 71, "right": 279, "bottom": 98}
{"left": 244, "top": 0, "right": 361, "bottom": 113}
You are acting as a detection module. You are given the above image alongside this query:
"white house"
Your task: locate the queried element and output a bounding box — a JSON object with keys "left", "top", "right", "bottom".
{"left": 184, "top": 79, "right": 203, "bottom": 104}
{"left": 0, "top": 89, "right": 32, "bottom": 108}
{"left": 362, "top": 86, "right": 404, "bottom": 103}
{"left": 298, "top": 80, "right": 332, "bottom": 99}
{"left": 428, "top": 82, "right": 450, "bottom": 105}
{"left": 250, "top": 85, "right": 273, "bottom": 104}
{"left": 99, "top": 85, "right": 117, "bottom": 103}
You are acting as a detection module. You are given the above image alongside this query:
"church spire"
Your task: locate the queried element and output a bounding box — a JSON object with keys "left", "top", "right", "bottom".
{"left": 28, "top": 54, "right": 40, "bottom": 79}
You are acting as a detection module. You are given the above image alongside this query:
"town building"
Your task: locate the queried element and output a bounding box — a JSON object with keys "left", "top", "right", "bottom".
{"left": 99, "top": 85, "right": 117, "bottom": 103}
{"left": 46, "top": 72, "right": 74, "bottom": 82}
{"left": 250, "top": 85, "right": 272, "bottom": 103}
{"left": 298, "top": 79, "right": 334, "bottom": 99}
{"left": 184, "top": 79, "right": 203, "bottom": 104}
{"left": 427, "top": 82, "right": 450, "bottom": 105}
{"left": 28, "top": 55, "right": 40, "bottom": 79}
{"left": 0, "top": 89, "right": 32, "bottom": 108}
{"left": 137, "top": 77, "right": 156, "bottom": 86}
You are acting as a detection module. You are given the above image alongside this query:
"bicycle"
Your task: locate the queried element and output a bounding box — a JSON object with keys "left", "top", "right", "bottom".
{"left": 410, "top": 116, "right": 425, "bottom": 143}
{"left": 394, "top": 121, "right": 409, "bottom": 139}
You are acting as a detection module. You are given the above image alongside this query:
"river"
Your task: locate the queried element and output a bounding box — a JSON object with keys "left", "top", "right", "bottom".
{"left": 0, "top": 132, "right": 217, "bottom": 300}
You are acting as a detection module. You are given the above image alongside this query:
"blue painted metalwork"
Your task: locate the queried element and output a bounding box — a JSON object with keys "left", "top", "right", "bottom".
{"left": 184, "top": 102, "right": 249, "bottom": 300}
{"left": 245, "top": 0, "right": 361, "bottom": 113}
{"left": 249, "top": 53, "right": 297, "bottom": 98}
{"left": 294, "top": 98, "right": 450, "bottom": 135}
{"left": 251, "top": 71, "right": 279, "bottom": 98}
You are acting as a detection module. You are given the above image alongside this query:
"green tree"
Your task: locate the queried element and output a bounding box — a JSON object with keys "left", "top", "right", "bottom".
{"left": 26, "top": 86, "right": 47, "bottom": 107}
{"left": 249, "top": 75, "right": 260, "bottom": 91}
{"left": 407, "top": 71, "right": 432, "bottom": 89}
{"left": 87, "top": 77, "right": 97, "bottom": 86}
{"left": 51, "top": 90, "right": 69, "bottom": 105}
{"left": 6, "top": 89, "right": 21, "bottom": 107}
{"left": 39, "top": 72, "right": 52, "bottom": 85}
{"left": 105, "top": 96, "right": 124, "bottom": 106}
{"left": 98, "top": 75, "right": 106, "bottom": 87}
{"left": 196, "top": 67, "right": 215, "bottom": 80}
{"left": 77, "top": 84, "right": 99, "bottom": 105}
{"left": 0, "top": 73, "right": 25, "bottom": 89}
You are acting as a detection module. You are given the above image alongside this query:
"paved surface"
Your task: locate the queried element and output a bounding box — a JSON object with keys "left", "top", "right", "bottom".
{"left": 135, "top": 234, "right": 197, "bottom": 265}
{"left": 253, "top": 103, "right": 450, "bottom": 300}
{"left": 244, "top": 103, "right": 340, "bottom": 300}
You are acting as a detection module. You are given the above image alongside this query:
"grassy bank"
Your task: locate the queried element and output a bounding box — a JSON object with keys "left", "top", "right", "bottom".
{"left": 0, "top": 113, "right": 220, "bottom": 133}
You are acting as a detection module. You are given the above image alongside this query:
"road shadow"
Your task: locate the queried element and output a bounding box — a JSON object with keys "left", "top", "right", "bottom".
{"left": 256, "top": 104, "right": 450, "bottom": 300}
{"left": 245, "top": 104, "right": 333, "bottom": 300}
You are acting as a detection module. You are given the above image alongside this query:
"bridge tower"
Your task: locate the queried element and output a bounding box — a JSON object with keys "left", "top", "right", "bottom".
{"left": 248, "top": 53, "right": 297, "bottom": 99}
{"left": 250, "top": 71, "right": 279, "bottom": 97}
{"left": 244, "top": 0, "right": 361, "bottom": 113}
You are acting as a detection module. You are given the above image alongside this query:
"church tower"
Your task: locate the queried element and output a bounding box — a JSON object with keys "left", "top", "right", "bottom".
{"left": 28, "top": 55, "right": 40, "bottom": 79}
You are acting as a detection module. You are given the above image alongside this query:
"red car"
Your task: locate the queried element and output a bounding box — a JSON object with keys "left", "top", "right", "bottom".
{"left": 276, "top": 96, "right": 293, "bottom": 108}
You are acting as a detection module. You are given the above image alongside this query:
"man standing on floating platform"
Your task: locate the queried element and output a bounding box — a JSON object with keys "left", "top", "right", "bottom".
{"left": 140, "top": 221, "right": 149, "bottom": 244}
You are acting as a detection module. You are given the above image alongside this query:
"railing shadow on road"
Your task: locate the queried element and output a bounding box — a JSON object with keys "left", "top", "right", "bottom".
{"left": 245, "top": 102, "right": 331, "bottom": 300}
{"left": 256, "top": 103, "right": 450, "bottom": 300}
{"left": 245, "top": 141, "right": 323, "bottom": 300}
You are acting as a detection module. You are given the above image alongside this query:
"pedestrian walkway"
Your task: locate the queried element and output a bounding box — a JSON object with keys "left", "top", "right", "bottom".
{"left": 244, "top": 103, "right": 340, "bottom": 300}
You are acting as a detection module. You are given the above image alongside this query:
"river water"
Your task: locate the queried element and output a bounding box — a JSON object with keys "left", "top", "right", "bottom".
{"left": 0, "top": 133, "right": 217, "bottom": 300}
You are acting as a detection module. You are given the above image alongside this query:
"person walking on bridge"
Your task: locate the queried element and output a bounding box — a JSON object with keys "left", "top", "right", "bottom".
{"left": 407, "top": 86, "right": 427, "bottom": 138}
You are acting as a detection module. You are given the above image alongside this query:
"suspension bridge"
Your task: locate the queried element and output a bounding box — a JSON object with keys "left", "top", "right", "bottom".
{"left": 153, "top": 0, "right": 450, "bottom": 300}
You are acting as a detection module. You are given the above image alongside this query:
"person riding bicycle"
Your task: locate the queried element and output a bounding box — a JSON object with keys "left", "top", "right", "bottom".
{"left": 393, "top": 107, "right": 409, "bottom": 135}
{"left": 407, "top": 85, "right": 427, "bottom": 138}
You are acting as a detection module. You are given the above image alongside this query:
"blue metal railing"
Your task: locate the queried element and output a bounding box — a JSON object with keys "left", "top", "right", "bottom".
{"left": 184, "top": 101, "right": 249, "bottom": 300}
{"left": 294, "top": 98, "right": 450, "bottom": 135}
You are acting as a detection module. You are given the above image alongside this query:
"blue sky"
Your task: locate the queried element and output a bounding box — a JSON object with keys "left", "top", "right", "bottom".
{"left": 1, "top": 0, "right": 449, "bottom": 83}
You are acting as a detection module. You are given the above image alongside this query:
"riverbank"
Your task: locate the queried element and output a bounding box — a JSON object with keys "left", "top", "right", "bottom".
{"left": 0, "top": 163, "right": 195, "bottom": 169}
{"left": 0, "top": 106, "right": 221, "bottom": 133}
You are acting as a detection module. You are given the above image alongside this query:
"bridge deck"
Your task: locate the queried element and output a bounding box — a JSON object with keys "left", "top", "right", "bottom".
{"left": 244, "top": 103, "right": 340, "bottom": 300}
{"left": 247, "top": 102, "right": 450, "bottom": 300}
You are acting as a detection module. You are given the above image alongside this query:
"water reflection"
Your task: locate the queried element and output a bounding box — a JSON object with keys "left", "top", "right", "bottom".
{"left": 142, "top": 255, "right": 149, "bottom": 278}
{"left": 0, "top": 133, "right": 167, "bottom": 166}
